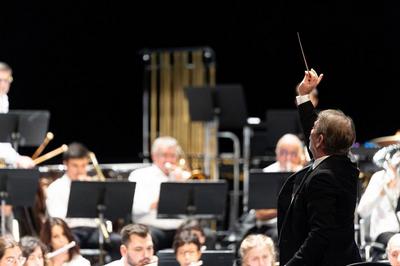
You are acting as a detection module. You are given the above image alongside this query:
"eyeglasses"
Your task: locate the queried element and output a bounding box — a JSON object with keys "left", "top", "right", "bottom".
{"left": 5, "top": 256, "right": 26, "bottom": 265}
{"left": 278, "top": 149, "right": 299, "bottom": 157}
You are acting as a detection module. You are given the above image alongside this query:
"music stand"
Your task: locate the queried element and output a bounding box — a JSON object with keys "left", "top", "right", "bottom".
{"left": 157, "top": 181, "right": 228, "bottom": 220}
{"left": 248, "top": 170, "right": 293, "bottom": 209}
{"left": 185, "top": 85, "right": 247, "bottom": 129}
{"left": 0, "top": 169, "right": 40, "bottom": 235}
{"left": 8, "top": 110, "right": 50, "bottom": 148}
{"left": 0, "top": 113, "right": 18, "bottom": 144}
{"left": 67, "top": 180, "right": 136, "bottom": 264}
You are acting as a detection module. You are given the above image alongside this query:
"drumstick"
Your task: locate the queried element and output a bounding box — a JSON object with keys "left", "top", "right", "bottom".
{"left": 33, "top": 144, "right": 68, "bottom": 165}
{"left": 32, "top": 132, "right": 54, "bottom": 159}
{"left": 46, "top": 241, "right": 76, "bottom": 259}
{"left": 297, "top": 32, "right": 309, "bottom": 72}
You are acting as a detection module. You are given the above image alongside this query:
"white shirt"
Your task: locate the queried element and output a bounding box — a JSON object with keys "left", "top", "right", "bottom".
{"left": 0, "top": 94, "right": 9, "bottom": 113}
{"left": 357, "top": 170, "right": 400, "bottom": 240}
{"left": 129, "top": 164, "right": 183, "bottom": 230}
{"left": 104, "top": 258, "right": 124, "bottom": 266}
{"left": 46, "top": 175, "right": 97, "bottom": 228}
{"left": 312, "top": 155, "right": 330, "bottom": 169}
{"left": 0, "top": 143, "right": 19, "bottom": 165}
{"left": 263, "top": 161, "right": 303, "bottom": 173}
{"left": 62, "top": 254, "right": 91, "bottom": 266}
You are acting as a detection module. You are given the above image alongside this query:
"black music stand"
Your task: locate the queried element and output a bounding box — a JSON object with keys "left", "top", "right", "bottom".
{"left": 0, "top": 113, "right": 18, "bottom": 144}
{"left": 8, "top": 110, "right": 50, "bottom": 149}
{"left": 248, "top": 170, "right": 293, "bottom": 209}
{"left": 185, "top": 85, "right": 247, "bottom": 129}
{"left": 157, "top": 181, "right": 228, "bottom": 220}
{"left": 67, "top": 180, "right": 136, "bottom": 264}
{"left": 0, "top": 169, "right": 40, "bottom": 236}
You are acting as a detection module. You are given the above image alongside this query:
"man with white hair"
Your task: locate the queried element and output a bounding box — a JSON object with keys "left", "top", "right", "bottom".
{"left": 387, "top": 233, "right": 400, "bottom": 266}
{"left": 263, "top": 133, "right": 306, "bottom": 172}
{"left": 129, "top": 136, "right": 189, "bottom": 250}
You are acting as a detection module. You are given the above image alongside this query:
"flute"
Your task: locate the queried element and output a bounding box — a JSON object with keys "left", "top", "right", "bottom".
{"left": 46, "top": 241, "right": 76, "bottom": 259}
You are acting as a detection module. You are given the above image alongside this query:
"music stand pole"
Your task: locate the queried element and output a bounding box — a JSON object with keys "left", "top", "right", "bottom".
{"left": 97, "top": 205, "right": 106, "bottom": 266}
{"left": 0, "top": 191, "right": 7, "bottom": 236}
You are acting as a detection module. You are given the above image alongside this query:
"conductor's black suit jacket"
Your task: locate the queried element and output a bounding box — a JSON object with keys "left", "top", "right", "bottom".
{"left": 277, "top": 101, "right": 361, "bottom": 266}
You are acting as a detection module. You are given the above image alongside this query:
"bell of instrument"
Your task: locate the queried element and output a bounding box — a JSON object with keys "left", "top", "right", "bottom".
{"left": 190, "top": 169, "right": 207, "bottom": 180}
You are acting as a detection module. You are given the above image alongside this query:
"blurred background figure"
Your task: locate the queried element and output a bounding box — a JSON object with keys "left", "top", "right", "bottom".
{"left": 239, "top": 234, "right": 276, "bottom": 266}
{"left": 358, "top": 145, "right": 400, "bottom": 248}
{"left": 263, "top": 133, "right": 306, "bottom": 172}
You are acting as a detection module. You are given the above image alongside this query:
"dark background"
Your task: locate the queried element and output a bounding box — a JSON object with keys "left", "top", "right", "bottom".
{"left": 1, "top": 1, "right": 396, "bottom": 163}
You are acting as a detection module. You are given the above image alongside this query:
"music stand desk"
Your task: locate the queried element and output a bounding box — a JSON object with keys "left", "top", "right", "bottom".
{"left": 248, "top": 170, "right": 293, "bottom": 210}
{"left": 157, "top": 180, "right": 228, "bottom": 220}
{"left": 0, "top": 168, "right": 40, "bottom": 235}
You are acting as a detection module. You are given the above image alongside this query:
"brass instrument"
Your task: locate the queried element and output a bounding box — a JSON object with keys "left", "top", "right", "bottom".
{"left": 165, "top": 158, "right": 207, "bottom": 180}
{"left": 32, "top": 132, "right": 54, "bottom": 159}
{"left": 33, "top": 145, "right": 68, "bottom": 165}
{"left": 88, "top": 152, "right": 106, "bottom": 181}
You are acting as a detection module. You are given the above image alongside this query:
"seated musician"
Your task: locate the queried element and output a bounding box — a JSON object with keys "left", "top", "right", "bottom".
{"left": 104, "top": 223, "right": 158, "bottom": 266}
{"left": 19, "top": 236, "right": 47, "bottom": 266}
{"left": 239, "top": 234, "right": 276, "bottom": 266}
{"left": 45, "top": 142, "right": 120, "bottom": 261}
{"left": 0, "top": 236, "right": 25, "bottom": 266}
{"left": 263, "top": 133, "right": 306, "bottom": 172}
{"left": 0, "top": 61, "right": 35, "bottom": 169}
{"left": 388, "top": 233, "right": 400, "bottom": 266}
{"left": 243, "top": 133, "right": 306, "bottom": 244}
{"left": 129, "top": 136, "right": 190, "bottom": 251}
{"left": 40, "top": 217, "right": 90, "bottom": 266}
{"left": 358, "top": 148, "right": 400, "bottom": 246}
{"left": 173, "top": 230, "right": 202, "bottom": 266}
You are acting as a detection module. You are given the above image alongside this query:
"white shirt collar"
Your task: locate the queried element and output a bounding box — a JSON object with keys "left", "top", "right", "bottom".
{"left": 312, "top": 155, "right": 330, "bottom": 169}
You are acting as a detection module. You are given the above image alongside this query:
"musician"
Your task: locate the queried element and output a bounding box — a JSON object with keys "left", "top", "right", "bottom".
{"left": 175, "top": 219, "right": 209, "bottom": 251}
{"left": 263, "top": 133, "right": 306, "bottom": 172}
{"left": 0, "top": 62, "right": 35, "bottom": 169}
{"left": 0, "top": 236, "right": 25, "bottom": 266}
{"left": 104, "top": 223, "right": 157, "bottom": 266}
{"left": 357, "top": 149, "right": 400, "bottom": 245}
{"left": 239, "top": 234, "right": 276, "bottom": 266}
{"left": 129, "top": 136, "right": 188, "bottom": 250}
{"left": 40, "top": 217, "right": 90, "bottom": 266}
{"left": 387, "top": 233, "right": 400, "bottom": 266}
{"left": 277, "top": 68, "right": 361, "bottom": 266}
{"left": 234, "top": 133, "right": 306, "bottom": 245}
{"left": 173, "top": 230, "right": 202, "bottom": 266}
{"left": 19, "top": 236, "right": 47, "bottom": 266}
{"left": 45, "top": 142, "right": 120, "bottom": 261}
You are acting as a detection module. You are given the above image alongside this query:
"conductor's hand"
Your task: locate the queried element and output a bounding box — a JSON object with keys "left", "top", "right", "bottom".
{"left": 298, "top": 68, "right": 323, "bottom": 95}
